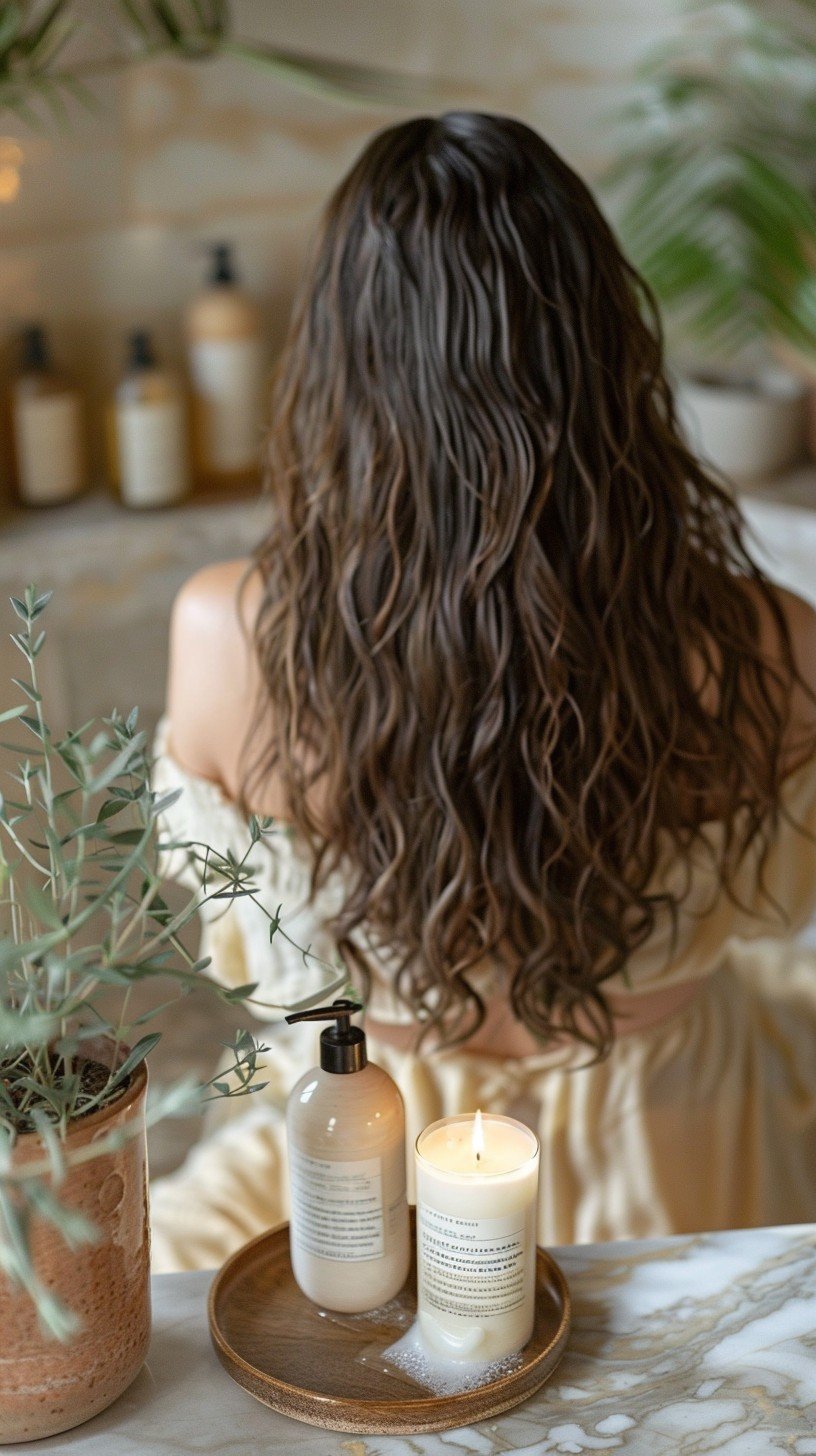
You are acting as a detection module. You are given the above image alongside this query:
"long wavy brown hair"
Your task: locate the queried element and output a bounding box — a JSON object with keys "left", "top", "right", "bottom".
{"left": 249, "top": 111, "right": 806, "bottom": 1056}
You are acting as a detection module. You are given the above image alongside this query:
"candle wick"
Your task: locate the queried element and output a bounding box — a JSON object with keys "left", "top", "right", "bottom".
{"left": 476, "top": 1151, "right": 481, "bottom": 1162}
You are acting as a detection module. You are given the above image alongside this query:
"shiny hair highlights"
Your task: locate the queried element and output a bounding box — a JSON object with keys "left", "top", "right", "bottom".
{"left": 249, "top": 112, "right": 805, "bottom": 1056}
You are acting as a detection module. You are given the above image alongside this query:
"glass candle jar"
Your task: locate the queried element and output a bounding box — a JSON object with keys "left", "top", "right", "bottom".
{"left": 415, "top": 1112, "right": 540, "bottom": 1364}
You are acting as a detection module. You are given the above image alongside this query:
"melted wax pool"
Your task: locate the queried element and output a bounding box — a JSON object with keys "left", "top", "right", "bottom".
{"left": 376, "top": 1322, "right": 524, "bottom": 1397}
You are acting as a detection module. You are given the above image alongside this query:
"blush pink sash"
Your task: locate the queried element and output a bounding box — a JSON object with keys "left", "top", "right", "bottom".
{"left": 366, "top": 977, "right": 701, "bottom": 1059}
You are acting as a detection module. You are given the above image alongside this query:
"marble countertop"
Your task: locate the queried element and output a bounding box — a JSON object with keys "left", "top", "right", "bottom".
{"left": 27, "top": 1222, "right": 816, "bottom": 1455}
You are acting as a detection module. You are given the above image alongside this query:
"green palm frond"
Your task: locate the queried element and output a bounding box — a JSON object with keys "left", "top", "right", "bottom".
{"left": 226, "top": 38, "right": 422, "bottom": 107}
{"left": 604, "top": 0, "right": 816, "bottom": 361}
{"left": 0, "top": 0, "right": 414, "bottom": 128}
{"left": 117, "top": 0, "right": 228, "bottom": 54}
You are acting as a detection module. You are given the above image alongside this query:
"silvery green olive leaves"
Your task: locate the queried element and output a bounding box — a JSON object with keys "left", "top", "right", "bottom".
{"left": 0, "top": 586, "right": 343, "bottom": 1339}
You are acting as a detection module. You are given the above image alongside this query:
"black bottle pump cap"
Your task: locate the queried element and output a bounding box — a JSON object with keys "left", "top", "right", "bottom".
{"left": 127, "top": 330, "right": 156, "bottom": 371}
{"left": 285, "top": 997, "right": 367, "bottom": 1075}
{"left": 20, "top": 325, "right": 49, "bottom": 372}
{"left": 208, "top": 241, "right": 236, "bottom": 286}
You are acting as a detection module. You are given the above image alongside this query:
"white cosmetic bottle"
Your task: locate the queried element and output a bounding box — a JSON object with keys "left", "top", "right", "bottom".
{"left": 285, "top": 999, "right": 410, "bottom": 1313}
{"left": 185, "top": 242, "right": 265, "bottom": 489}
{"left": 114, "top": 331, "right": 190, "bottom": 509}
{"left": 11, "top": 325, "right": 86, "bottom": 506}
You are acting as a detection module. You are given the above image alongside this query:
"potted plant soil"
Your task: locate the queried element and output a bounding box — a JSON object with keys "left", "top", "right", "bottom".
{"left": 0, "top": 586, "right": 339, "bottom": 1442}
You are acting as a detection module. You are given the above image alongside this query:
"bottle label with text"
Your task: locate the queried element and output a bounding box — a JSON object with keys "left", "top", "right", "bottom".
{"left": 289, "top": 1149, "right": 385, "bottom": 1262}
{"left": 118, "top": 399, "right": 188, "bottom": 507}
{"left": 190, "top": 338, "right": 265, "bottom": 471}
{"left": 15, "top": 394, "right": 84, "bottom": 504}
{"left": 418, "top": 1205, "right": 527, "bottom": 1318}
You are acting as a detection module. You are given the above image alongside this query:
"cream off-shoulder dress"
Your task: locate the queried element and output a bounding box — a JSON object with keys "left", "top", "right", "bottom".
{"left": 149, "top": 717, "right": 816, "bottom": 1272}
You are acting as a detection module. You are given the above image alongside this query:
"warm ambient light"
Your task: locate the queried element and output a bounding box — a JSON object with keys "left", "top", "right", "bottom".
{"left": 0, "top": 139, "right": 23, "bottom": 204}
{"left": 0, "top": 164, "right": 20, "bottom": 203}
{"left": 472, "top": 1107, "right": 484, "bottom": 1163}
{"left": 0, "top": 138, "right": 22, "bottom": 164}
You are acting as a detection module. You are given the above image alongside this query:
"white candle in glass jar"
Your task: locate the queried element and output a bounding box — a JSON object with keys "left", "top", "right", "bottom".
{"left": 415, "top": 1112, "right": 540, "bottom": 1363}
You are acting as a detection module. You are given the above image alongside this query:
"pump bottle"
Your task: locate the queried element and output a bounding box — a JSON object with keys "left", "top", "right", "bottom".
{"left": 185, "top": 241, "right": 265, "bottom": 489}
{"left": 113, "top": 331, "right": 189, "bottom": 509}
{"left": 285, "top": 999, "right": 410, "bottom": 1313}
{"left": 11, "top": 325, "right": 86, "bottom": 506}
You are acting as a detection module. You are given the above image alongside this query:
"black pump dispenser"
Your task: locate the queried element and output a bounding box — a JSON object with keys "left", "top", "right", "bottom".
{"left": 20, "top": 325, "right": 49, "bottom": 372}
{"left": 126, "top": 330, "right": 156, "bottom": 372}
{"left": 285, "top": 998, "right": 367, "bottom": 1075}
{"left": 207, "top": 241, "right": 236, "bottom": 286}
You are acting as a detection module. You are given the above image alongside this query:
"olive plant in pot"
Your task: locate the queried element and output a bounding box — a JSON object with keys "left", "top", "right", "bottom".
{"left": 604, "top": 0, "right": 816, "bottom": 479}
{"left": 0, "top": 586, "right": 343, "bottom": 1443}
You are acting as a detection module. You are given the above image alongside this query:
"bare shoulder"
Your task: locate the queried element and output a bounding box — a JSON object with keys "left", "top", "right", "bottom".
{"left": 171, "top": 559, "right": 261, "bottom": 640}
{"left": 165, "top": 559, "right": 264, "bottom": 789}
{"left": 747, "top": 579, "right": 816, "bottom": 764}
{"left": 773, "top": 582, "right": 816, "bottom": 658}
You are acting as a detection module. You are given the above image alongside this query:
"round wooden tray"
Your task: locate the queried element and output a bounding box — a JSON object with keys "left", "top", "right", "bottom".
{"left": 208, "top": 1209, "right": 571, "bottom": 1435}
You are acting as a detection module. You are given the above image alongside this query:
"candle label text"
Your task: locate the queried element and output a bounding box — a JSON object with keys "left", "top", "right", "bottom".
{"left": 289, "top": 1149, "right": 384, "bottom": 1261}
{"left": 418, "top": 1206, "right": 527, "bottom": 1318}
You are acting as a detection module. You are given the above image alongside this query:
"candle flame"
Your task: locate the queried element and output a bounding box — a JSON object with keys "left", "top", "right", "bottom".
{"left": 473, "top": 1108, "right": 484, "bottom": 1163}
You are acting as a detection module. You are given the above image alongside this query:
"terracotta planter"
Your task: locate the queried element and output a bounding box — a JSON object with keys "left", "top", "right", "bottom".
{"left": 0, "top": 1057, "right": 151, "bottom": 1444}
